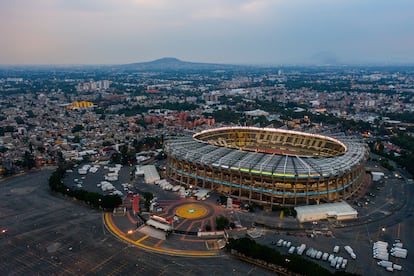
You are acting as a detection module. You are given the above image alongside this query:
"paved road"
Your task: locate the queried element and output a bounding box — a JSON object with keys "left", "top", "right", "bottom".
{"left": 0, "top": 169, "right": 274, "bottom": 275}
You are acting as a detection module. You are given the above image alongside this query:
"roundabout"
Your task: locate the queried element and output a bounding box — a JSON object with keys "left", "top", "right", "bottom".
{"left": 175, "top": 203, "right": 209, "bottom": 219}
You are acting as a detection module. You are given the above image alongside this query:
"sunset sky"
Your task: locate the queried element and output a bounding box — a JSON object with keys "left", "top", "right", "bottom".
{"left": 1, "top": 0, "right": 413, "bottom": 65}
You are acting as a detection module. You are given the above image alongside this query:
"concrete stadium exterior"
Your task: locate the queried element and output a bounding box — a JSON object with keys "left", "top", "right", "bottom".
{"left": 164, "top": 127, "right": 369, "bottom": 207}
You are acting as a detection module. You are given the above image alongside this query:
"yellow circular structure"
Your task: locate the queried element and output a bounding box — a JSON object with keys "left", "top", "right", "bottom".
{"left": 175, "top": 203, "right": 208, "bottom": 219}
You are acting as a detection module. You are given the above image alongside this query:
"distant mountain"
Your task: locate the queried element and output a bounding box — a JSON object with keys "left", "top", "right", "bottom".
{"left": 119, "top": 57, "right": 242, "bottom": 71}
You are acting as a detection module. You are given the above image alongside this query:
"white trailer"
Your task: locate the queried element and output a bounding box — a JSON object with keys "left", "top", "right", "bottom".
{"left": 373, "top": 243, "right": 388, "bottom": 249}
{"left": 337, "top": 256, "right": 343, "bottom": 265}
{"left": 296, "top": 244, "right": 306, "bottom": 255}
{"left": 391, "top": 251, "right": 407, "bottom": 259}
{"left": 344, "top": 245, "right": 357, "bottom": 259}
{"left": 377, "top": 260, "right": 393, "bottom": 268}
{"left": 374, "top": 253, "right": 389, "bottom": 261}
{"left": 316, "top": 251, "right": 323, "bottom": 259}
{"left": 375, "top": 241, "right": 389, "bottom": 246}
{"left": 392, "top": 264, "right": 402, "bottom": 271}
{"left": 391, "top": 247, "right": 407, "bottom": 254}
{"left": 276, "top": 239, "right": 284, "bottom": 246}
{"left": 341, "top": 259, "right": 348, "bottom": 269}
{"left": 330, "top": 257, "right": 338, "bottom": 267}
{"left": 393, "top": 242, "right": 403, "bottom": 248}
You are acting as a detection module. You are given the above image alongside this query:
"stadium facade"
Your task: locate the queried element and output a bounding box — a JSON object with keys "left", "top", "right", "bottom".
{"left": 164, "top": 127, "right": 369, "bottom": 207}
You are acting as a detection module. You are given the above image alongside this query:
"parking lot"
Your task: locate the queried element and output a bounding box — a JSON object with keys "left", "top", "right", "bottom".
{"left": 0, "top": 169, "right": 275, "bottom": 275}
{"left": 63, "top": 163, "right": 134, "bottom": 196}
{"left": 247, "top": 166, "right": 413, "bottom": 276}
{"left": 5, "top": 158, "right": 412, "bottom": 275}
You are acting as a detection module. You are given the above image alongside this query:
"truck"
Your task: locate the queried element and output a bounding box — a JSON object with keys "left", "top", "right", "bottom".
{"left": 392, "top": 264, "right": 402, "bottom": 271}
{"left": 393, "top": 242, "right": 403, "bottom": 248}
{"left": 377, "top": 260, "right": 393, "bottom": 268}
{"left": 373, "top": 252, "right": 389, "bottom": 260}
{"left": 296, "top": 244, "right": 306, "bottom": 255}
{"left": 375, "top": 241, "right": 389, "bottom": 246}
{"left": 330, "top": 257, "right": 338, "bottom": 267}
{"left": 391, "top": 251, "right": 407, "bottom": 259}
{"left": 391, "top": 247, "right": 407, "bottom": 254}
{"left": 341, "top": 259, "right": 348, "bottom": 269}
{"left": 316, "top": 251, "right": 323, "bottom": 259}
{"left": 344, "top": 245, "right": 354, "bottom": 254}
{"left": 344, "top": 245, "right": 357, "bottom": 259}
{"left": 373, "top": 243, "right": 388, "bottom": 249}
{"left": 373, "top": 247, "right": 388, "bottom": 253}
{"left": 373, "top": 253, "right": 389, "bottom": 261}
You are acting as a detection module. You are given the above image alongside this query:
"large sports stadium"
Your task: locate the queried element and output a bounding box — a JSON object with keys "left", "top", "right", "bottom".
{"left": 164, "top": 127, "right": 369, "bottom": 207}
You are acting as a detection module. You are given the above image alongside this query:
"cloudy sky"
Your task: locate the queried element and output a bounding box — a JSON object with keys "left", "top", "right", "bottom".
{"left": 1, "top": 0, "right": 413, "bottom": 65}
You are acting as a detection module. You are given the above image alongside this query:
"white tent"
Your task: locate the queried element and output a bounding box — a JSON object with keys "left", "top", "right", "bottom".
{"left": 295, "top": 201, "right": 358, "bottom": 223}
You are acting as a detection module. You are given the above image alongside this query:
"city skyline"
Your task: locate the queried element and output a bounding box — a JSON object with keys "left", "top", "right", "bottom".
{"left": 1, "top": 0, "right": 414, "bottom": 65}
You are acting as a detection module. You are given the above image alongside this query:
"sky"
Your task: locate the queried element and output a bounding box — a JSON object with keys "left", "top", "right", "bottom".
{"left": 0, "top": 0, "right": 413, "bottom": 65}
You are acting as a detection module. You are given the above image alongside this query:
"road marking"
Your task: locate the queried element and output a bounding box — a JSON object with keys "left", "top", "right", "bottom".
{"left": 354, "top": 231, "right": 360, "bottom": 242}
{"left": 154, "top": 239, "right": 164, "bottom": 247}
{"left": 89, "top": 249, "right": 118, "bottom": 272}
{"left": 397, "top": 223, "right": 401, "bottom": 239}
{"left": 136, "top": 235, "right": 149, "bottom": 243}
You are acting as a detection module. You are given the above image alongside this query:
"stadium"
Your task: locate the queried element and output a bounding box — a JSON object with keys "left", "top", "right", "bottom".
{"left": 164, "top": 127, "right": 369, "bottom": 207}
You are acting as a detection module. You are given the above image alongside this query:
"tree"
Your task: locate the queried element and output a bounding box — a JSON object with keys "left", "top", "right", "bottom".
{"left": 71, "top": 124, "right": 84, "bottom": 133}
{"left": 215, "top": 216, "right": 230, "bottom": 230}
{"left": 205, "top": 224, "right": 212, "bottom": 231}
{"left": 143, "top": 192, "right": 154, "bottom": 210}
{"left": 15, "top": 116, "right": 25, "bottom": 125}
{"left": 110, "top": 152, "right": 121, "bottom": 164}
{"left": 23, "top": 151, "right": 36, "bottom": 169}
{"left": 72, "top": 136, "right": 81, "bottom": 143}
{"left": 101, "top": 195, "right": 122, "bottom": 210}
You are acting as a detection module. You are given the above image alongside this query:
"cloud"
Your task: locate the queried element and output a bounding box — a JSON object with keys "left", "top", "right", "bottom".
{"left": 0, "top": 0, "right": 413, "bottom": 64}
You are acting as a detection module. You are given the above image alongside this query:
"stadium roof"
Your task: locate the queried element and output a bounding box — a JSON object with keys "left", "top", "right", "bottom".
{"left": 165, "top": 129, "right": 367, "bottom": 178}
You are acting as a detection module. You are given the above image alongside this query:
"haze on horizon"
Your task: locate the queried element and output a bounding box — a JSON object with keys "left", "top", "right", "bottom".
{"left": 1, "top": 0, "right": 413, "bottom": 66}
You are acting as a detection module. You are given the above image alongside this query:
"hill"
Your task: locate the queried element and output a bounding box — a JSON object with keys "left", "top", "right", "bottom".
{"left": 120, "top": 57, "right": 242, "bottom": 71}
